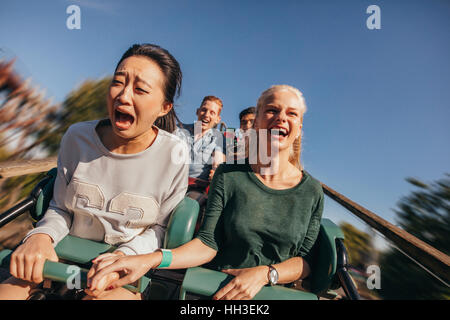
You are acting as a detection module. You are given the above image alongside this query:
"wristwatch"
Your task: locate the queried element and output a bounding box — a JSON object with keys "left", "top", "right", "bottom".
{"left": 267, "top": 265, "right": 279, "bottom": 286}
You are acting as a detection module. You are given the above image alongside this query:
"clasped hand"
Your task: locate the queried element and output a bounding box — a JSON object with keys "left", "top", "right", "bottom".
{"left": 85, "top": 252, "right": 269, "bottom": 300}
{"left": 86, "top": 253, "right": 158, "bottom": 297}
{"left": 213, "top": 266, "right": 269, "bottom": 300}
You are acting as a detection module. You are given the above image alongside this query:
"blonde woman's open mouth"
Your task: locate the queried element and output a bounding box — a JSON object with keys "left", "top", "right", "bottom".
{"left": 269, "top": 126, "right": 289, "bottom": 140}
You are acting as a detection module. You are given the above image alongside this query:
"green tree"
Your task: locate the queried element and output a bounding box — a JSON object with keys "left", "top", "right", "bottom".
{"left": 0, "top": 76, "right": 111, "bottom": 212}
{"left": 378, "top": 174, "right": 450, "bottom": 300}
{"left": 36, "top": 77, "right": 111, "bottom": 155}
{"left": 340, "top": 222, "right": 374, "bottom": 270}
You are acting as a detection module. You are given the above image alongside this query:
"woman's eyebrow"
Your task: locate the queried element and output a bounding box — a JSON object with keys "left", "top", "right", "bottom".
{"left": 287, "top": 105, "right": 301, "bottom": 112}
{"left": 113, "top": 71, "right": 152, "bottom": 88}
{"left": 113, "top": 71, "right": 127, "bottom": 79}
{"left": 135, "top": 75, "right": 152, "bottom": 88}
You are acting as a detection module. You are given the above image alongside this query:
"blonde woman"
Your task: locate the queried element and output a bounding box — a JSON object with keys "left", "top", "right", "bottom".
{"left": 88, "top": 85, "right": 324, "bottom": 300}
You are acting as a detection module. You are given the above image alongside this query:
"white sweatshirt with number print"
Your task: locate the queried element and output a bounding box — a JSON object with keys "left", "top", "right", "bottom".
{"left": 24, "top": 120, "right": 189, "bottom": 255}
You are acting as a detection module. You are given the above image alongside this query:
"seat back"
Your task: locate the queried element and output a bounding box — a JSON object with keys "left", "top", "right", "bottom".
{"left": 30, "top": 168, "right": 57, "bottom": 223}
{"left": 164, "top": 197, "right": 199, "bottom": 249}
{"left": 308, "top": 218, "right": 345, "bottom": 295}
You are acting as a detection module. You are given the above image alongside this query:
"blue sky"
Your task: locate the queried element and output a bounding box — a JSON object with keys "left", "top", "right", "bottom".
{"left": 1, "top": 0, "right": 449, "bottom": 239}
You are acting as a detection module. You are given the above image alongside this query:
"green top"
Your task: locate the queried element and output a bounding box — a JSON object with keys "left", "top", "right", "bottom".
{"left": 196, "top": 163, "right": 324, "bottom": 271}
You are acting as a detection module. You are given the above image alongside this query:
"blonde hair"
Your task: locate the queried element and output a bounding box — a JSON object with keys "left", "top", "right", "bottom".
{"left": 255, "top": 85, "right": 307, "bottom": 170}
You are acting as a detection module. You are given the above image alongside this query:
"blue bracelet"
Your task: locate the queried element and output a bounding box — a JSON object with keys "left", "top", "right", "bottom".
{"left": 157, "top": 249, "right": 172, "bottom": 268}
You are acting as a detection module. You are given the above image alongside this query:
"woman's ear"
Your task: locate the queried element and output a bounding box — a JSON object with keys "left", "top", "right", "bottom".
{"left": 159, "top": 102, "right": 173, "bottom": 117}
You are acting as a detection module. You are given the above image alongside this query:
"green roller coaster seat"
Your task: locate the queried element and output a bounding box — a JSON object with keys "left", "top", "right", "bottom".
{"left": 30, "top": 167, "right": 57, "bottom": 223}
{"left": 309, "top": 218, "right": 345, "bottom": 295}
{"left": 180, "top": 267, "right": 318, "bottom": 300}
{"left": 0, "top": 168, "right": 200, "bottom": 294}
{"left": 164, "top": 197, "right": 200, "bottom": 249}
{"left": 179, "top": 218, "right": 344, "bottom": 300}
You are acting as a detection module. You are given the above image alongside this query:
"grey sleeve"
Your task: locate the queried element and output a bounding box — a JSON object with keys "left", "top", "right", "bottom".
{"left": 23, "top": 132, "right": 73, "bottom": 245}
{"left": 116, "top": 224, "right": 165, "bottom": 255}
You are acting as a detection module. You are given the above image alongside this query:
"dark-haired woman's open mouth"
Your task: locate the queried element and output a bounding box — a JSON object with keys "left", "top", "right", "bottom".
{"left": 114, "top": 108, "right": 135, "bottom": 130}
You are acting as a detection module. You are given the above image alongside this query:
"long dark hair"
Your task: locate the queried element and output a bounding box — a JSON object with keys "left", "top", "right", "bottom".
{"left": 115, "top": 44, "right": 182, "bottom": 133}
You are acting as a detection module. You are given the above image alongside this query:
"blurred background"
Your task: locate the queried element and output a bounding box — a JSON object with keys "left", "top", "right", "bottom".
{"left": 0, "top": 0, "right": 449, "bottom": 299}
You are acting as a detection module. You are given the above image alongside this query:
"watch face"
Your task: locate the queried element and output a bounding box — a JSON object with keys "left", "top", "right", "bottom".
{"left": 270, "top": 268, "right": 278, "bottom": 284}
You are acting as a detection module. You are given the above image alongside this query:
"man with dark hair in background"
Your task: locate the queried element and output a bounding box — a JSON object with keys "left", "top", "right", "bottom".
{"left": 239, "top": 106, "right": 256, "bottom": 133}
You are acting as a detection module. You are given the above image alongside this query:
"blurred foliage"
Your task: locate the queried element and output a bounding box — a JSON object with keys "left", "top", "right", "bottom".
{"left": 35, "top": 77, "right": 110, "bottom": 156}
{"left": 0, "top": 172, "right": 46, "bottom": 208}
{"left": 0, "top": 60, "right": 59, "bottom": 160}
{"left": 0, "top": 141, "right": 10, "bottom": 162}
{"left": 0, "top": 61, "right": 110, "bottom": 212}
{"left": 378, "top": 174, "right": 450, "bottom": 300}
{"left": 340, "top": 222, "right": 375, "bottom": 270}
{"left": 396, "top": 175, "right": 450, "bottom": 254}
